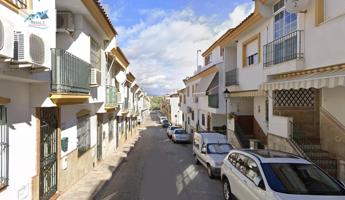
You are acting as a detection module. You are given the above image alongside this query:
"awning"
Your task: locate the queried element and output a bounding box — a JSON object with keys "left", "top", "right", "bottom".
{"left": 260, "top": 67, "right": 345, "bottom": 91}
{"left": 206, "top": 72, "right": 219, "bottom": 95}
{"left": 193, "top": 72, "right": 216, "bottom": 96}
{"left": 230, "top": 90, "right": 266, "bottom": 97}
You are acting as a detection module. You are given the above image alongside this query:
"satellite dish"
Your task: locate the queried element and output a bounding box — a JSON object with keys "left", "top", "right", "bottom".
{"left": 116, "top": 71, "right": 126, "bottom": 84}
{"left": 285, "top": 0, "right": 311, "bottom": 13}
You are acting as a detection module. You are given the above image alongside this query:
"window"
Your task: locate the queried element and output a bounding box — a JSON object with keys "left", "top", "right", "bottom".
{"left": 0, "top": 106, "right": 8, "bottom": 189}
{"left": 182, "top": 114, "right": 184, "bottom": 122}
{"left": 77, "top": 115, "right": 91, "bottom": 156}
{"left": 201, "top": 114, "right": 205, "bottom": 126}
{"left": 228, "top": 153, "right": 238, "bottom": 166}
{"left": 191, "top": 111, "right": 194, "bottom": 121}
{"left": 220, "top": 47, "right": 224, "bottom": 58}
{"left": 188, "top": 117, "right": 190, "bottom": 125}
{"left": 91, "top": 38, "right": 101, "bottom": 69}
{"left": 247, "top": 53, "right": 258, "bottom": 65}
{"left": 273, "top": 1, "right": 297, "bottom": 39}
{"left": 242, "top": 34, "right": 260, "bottom": 67}
{"left": 187, "top": 86, "right": 190, "bottom": 97}
{"left": 205, "top": 53, "right": 212, "bottom": 65}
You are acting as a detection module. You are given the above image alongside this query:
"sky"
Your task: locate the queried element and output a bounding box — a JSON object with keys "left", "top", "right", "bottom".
{"left": 100, "top": 0, "right": 254, "bottom": 96}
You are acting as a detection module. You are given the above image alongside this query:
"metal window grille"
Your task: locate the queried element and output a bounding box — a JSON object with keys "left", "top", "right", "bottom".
{"left": 0, "top": 106, "right": 8, "bottom": 189}
{"left": 90, "top": 38, "right": 101, "bottom": 70}
{"left": 77, "top": 115, "right": 91, "bottom": 156}
{"left": 9, "top": 0, "right": 27, "bottom": 8}
{"left": 273, "top": 89, "right": 315, "bottom": 108}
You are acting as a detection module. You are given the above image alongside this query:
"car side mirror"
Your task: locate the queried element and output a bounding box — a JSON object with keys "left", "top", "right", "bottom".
{"left": 254, "top": 177, "right": 265, "bottom": 190}
{"left": 201, "top": 147, "right": 207, "bottom": 154}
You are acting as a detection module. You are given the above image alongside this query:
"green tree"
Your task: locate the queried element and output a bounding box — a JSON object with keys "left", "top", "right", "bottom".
{"left": 150, "top": 96, "right": 162, "bottom": 110}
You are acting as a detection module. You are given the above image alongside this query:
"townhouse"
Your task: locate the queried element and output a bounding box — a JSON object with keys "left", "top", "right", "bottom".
{"left": 181, "top": 45, "right": 228, "bottom": 135}
{"left": 182, "top": 0, "right": 345, "bottom": 182}
{"left": 161, "top": 93, "right": 183, "bottom": 126}
{"left": 0, "top": 0, "right": 148, "bottom": 199}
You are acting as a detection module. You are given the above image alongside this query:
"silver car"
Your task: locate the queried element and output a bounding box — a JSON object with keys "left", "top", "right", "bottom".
{"left": 167, "top": 126, "right": 181, "bottom": 138}
{"left": 221, "top": 149, "right": 345, "bottom": 200}
{"left": 171, "top": 129, "right": 190, "bottom": 143}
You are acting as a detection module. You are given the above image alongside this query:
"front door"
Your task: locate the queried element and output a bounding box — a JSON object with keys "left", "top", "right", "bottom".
{"left": 39, "top": 107, "right": 58, "bottom": 200}
{"left": 97, "top": 114, "right": 103, "bottom": 161}
{"left": 207, "top": 115, "right": 211, "bottom": 131}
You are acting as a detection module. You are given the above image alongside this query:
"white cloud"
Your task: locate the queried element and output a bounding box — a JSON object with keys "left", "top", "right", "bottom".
{"left": 114, "top": 3, "right": 254, "bottom": 95}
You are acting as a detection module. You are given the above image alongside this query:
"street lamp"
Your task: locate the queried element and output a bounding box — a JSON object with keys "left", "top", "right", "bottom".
{"left": 223, "top": 88, "right": 230, "bottom": 138}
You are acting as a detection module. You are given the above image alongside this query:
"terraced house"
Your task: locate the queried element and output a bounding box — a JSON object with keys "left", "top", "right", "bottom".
{"left": 0, "top": 0, "right": 148, "bottom": 199}
{"left": 181, "top": 0, "right": 345, "bottom": 182}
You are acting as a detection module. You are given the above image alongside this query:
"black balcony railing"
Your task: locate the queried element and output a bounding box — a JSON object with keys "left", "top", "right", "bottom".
{"left": 8, "top": 0, "right": 27, "bottom": 8}
{"left": 264, "top": 30, "right": 304, "bottom": 67}
{"left": 51, "top": 49, "right": 91, "bottom": 94}
{"left": 225, "top": 68, "right": 238, "bottom": 86}
{"left": 208, "top": 94, "right": 219, "bottom": 108}
{"left": 105, "top": 86, "right": 118, "bottom": 108}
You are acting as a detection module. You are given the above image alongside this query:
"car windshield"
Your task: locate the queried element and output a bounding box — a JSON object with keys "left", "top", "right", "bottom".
{"left": 207, "top": 143, "right": 231, "bottom": 154}
{"left": 171, "top": 127, "right": 179, "bottom": 131}
{"left": 174, "top": 130, "right": 186, "bottom": 134}
{"left": 262, "top": 163, "right": 345, "bottom": 195}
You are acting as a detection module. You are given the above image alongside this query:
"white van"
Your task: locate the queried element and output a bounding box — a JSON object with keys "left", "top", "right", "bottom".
{"left": 193, "top": 132, "right": 232, "bottom": 178}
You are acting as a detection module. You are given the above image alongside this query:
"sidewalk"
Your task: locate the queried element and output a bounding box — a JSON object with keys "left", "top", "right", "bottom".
{"left": 58, "top": 129, "right": 143, "bottom": 200}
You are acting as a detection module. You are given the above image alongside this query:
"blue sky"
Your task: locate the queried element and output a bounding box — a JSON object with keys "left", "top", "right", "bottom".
{"left": 101, "top": 0, "right": 254, "bottom": 95}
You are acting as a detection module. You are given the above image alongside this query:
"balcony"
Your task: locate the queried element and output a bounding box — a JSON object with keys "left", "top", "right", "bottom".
{"left": 208, "top": 94, "right": 219, "bottom": 108}
{"left": 105, "top": 86, "right": 118, "bottom": 111}
{"left": 225, "top": 69, "right": 238, "bottom": 86}
{"left": 50, "top": 49, "right": 91, "bottom": 105}
{"left": 121, "top": 97, "right": 129, "bottom": 114}
{"left": 263, "top": 30, "right": 304, "bottom": 68}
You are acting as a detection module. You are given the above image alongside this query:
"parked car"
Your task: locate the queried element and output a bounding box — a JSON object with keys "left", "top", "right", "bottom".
{"left": 171, "top": 129, "right": 190, "bottom": 143}
{"left": 161, "top": 119, "right": 171, "bottom": 128}
{"left": 221, "top": 149, "right": 345, "bottom": 200}
{"left": 159, "top": 116, "right": 167, "bottom": 124}
{"left": 193, "top": 132, "right": 232, "bottom": 178}
{"left": 167, "top": 126, "right": 181, "bottom": 138}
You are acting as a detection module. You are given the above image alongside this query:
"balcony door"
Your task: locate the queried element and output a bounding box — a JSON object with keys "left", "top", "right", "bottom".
{"left": 273, "top": 0, "right": 297, "bottom": 64}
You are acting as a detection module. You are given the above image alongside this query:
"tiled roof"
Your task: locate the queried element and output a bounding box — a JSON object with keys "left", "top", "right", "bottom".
{"left": 94, "top": 0, "right": 117, "bottom": 35}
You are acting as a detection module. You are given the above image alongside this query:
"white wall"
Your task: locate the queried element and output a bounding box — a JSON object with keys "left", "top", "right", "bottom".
{"left": 254, "top": 96, "right": 268, "bottom": 133}
{"left": 0, "top": 80, "right": 37, "bottom": 200}
{"left": 322, "top": 87, "right": 345, "bottom": 126}
{"left": 169, "top": 96, "right": 182, "bottom": 126}
{"left": 230, "top": 97, "right": 254, "bottom": 116}
{"left": 60, "top": 104, "right": 98, "bottom": 158}
{"left": 303, "top": 0, "right": 345, "bottom": 70}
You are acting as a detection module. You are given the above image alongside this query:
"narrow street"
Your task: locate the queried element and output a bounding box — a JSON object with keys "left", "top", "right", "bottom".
{"left": 94, "top": 112, "right": 223, "bottom": 200}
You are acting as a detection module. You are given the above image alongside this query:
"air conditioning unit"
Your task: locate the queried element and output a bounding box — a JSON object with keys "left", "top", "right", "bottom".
{"left": 12, "top": 31, "right": 47, "bottom": 68}
{"left": 0, "top": 18, "right": 14, "bottom": 59}
{"left": 90, "top": 68, "right": 101, "bottom": 86}
{"left": 57, "top": 12, "right": 74, "bottom": 33}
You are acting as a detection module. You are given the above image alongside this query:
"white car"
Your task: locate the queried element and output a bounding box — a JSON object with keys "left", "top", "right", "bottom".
{"left": 221, "top": 149, "right": 345, "bottom": 200}
{"left": 159, "top": 116, "right": 167, "bottom": 124}
{"left": 167, "top": 126, "right": 181, "bottom": 138}
{"left": 171, "top": 129, "right": 191, "bottom": 143}
{"left": 193, "top": 132, "right": 232, "bottom": 178}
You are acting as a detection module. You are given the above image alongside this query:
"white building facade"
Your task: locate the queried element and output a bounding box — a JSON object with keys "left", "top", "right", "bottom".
{"left": 0, "top": 0, "right": 147, "bottom": 199}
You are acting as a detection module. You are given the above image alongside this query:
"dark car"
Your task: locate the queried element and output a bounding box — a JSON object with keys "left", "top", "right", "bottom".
{"left": 162, "top": 119, "right": 171, "bottom": 128}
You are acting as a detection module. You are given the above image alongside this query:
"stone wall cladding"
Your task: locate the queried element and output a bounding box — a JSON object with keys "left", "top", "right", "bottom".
{"left": 228, "top": 129, "right": 241, "bottom": 149}
{"left": 267, "top": 133, "right": 299, "bottom": 155}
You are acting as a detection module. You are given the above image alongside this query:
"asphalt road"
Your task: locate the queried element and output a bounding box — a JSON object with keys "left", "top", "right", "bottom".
{"left": 93, "top": 112, "right": 223, "bottom": 200}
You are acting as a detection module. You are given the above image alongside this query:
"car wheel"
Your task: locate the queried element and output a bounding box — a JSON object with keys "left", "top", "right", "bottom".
{"left": 223, "top": 179, "right": 232, "bottom": 200}
{"left": 207, "top": 164, "right": 214, "bottom": 178}
{"left": 194, "top": 154, "right": 200, "bottom": 165}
